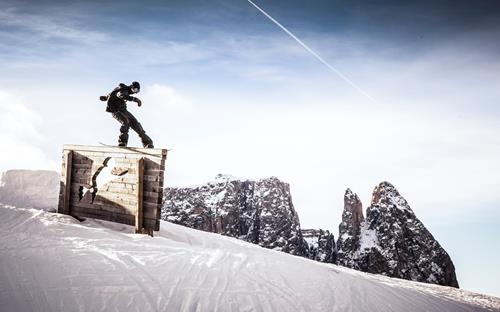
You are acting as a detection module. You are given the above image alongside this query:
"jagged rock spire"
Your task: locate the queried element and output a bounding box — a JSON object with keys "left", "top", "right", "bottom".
{"left": 337, "top": 182, "right": 459, "bottom": 288}
{"left": 337, "top": 188, "right": 364, "bottom": 267}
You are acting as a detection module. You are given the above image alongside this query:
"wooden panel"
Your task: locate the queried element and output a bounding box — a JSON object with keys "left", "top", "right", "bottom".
{"left": 59, "top": 150, "right": 73, "bottom": 215}
{"left": 59, "top": 145, "right": 166, "bottom": 233}
{"left": 136, "top": 157, "right": 144, "bottom": 234}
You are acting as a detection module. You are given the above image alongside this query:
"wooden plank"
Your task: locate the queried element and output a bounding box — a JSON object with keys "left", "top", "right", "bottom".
{"left": 136, "top": 157, "right": 144, "bottom": 234}
{"left": 71, "top": 158, "right": 92, "bottom": 165}
{"left": 70, "top": 190, "right": 139, "bottom": 206}
{"left": 143, "top": 190, "right": 160, "bottom": 198}
{"left": 57, "top": 152, "right": 66, "bottom": 212}
{"left": 63, "top": 144, "right": 166, "bottom": 158}
{"left": 105, "top": 181, "right": 137, "bottom": 190}
{"left": 69, "top": 200, "right": 159, "bottom": 219}
{"left": 89, "top": 187, "right": 161, "bottom": 199}
{"left": 71, "top": 169, "right": 92, "bottom": 180}
{"left": 143, "top": 184, "right": 161, "bottom": 193}
{"left": 143, "top": 160, "right": 165, "bottom": 171}
{"left": 71, "top": 176, "right": 92, "bottom": 185}
{"left": 71, "top": 152, "right": 95, "bottom": 160}
{"left": 70, "top": 206, "right": 136, "bottom": 226}
{"left": 116, "top": 158, "right": 163, "bottom": 167}
{"left": 143, "top": 170, "right": 165, "bottom": 178}
{"left": 71, "top": 201, "right": 135, "bottom": 215}
{"left": 143, "top": 196, "right": 161, "bottom": 206}
{"left": 96, "top": 191, "right": 137, "bottom": 202}
{"left": 113, "top": 175, "right": 163, "bottom": 184}
{"left": 71, "top": 167, "right": 91, "bottom": 174}
{"left": 99, "top": 187, "right": 137, "bottom": 195}
{"left": 71, "top": 207, "right": 158, "bottom": 230}
{"left": 59, "top": 150, "right": 73, "bottom": 214}
{"left": 145, "top": 174, "right": 163, "bottom": 182}
{"left": 106, "top": 180, "right": 160, "bottom": 191}
{"left": 71, "top": 206, "right": 158, "bottom": 228}
{"left": 144, "top": 201, "right": 161, "bottom": 211}
{"left": 70, "top": 186, "right": 136, "bottom": 196}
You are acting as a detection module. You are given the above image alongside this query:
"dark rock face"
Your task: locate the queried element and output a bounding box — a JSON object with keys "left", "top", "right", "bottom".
{"left": 0, "top": 170, "right": 59, "bottom": 210}
{"left": 337, "top": 182, "right": 459, "bottom": 288}
{"left": 337, "top": 188, "right": 364, "bottom": 267}
{"left": 163, "top": 174, "right": 308, "bottom": 256}
{"left": 301, "top": 229, "right": 337, "bottom": 263}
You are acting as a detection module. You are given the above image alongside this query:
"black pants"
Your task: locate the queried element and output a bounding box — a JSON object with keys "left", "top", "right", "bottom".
{"left": 111, "top": 110, "right": 153, "bottom": 147}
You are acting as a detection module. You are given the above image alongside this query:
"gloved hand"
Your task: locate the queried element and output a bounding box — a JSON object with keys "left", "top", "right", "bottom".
{"left": 136, "top": 98, "right": 142, "bottom": 107}
{"left": 99, "top": 96, "right": 108, "bottom": 101}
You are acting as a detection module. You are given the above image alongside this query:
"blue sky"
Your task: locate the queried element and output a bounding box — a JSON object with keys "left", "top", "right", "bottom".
{"left": 1, "top": 0, "right": 500, "bottom": 297}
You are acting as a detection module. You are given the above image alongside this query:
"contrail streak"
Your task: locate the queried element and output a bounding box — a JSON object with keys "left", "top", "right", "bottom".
{"left": 246, "top": 0, "right": 375, "bottom": 102}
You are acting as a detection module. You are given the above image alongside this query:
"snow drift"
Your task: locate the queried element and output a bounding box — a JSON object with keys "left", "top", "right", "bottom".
{"left": 0, "top": 170, "right": 59, "bottom": 210}
{"left": 0, "top": 205, "right": 498, "bottom": 312}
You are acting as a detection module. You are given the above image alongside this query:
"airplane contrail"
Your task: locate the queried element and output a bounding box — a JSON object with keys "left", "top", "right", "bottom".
{"left": 246, "top": 0, "right": 375, "bottom": 102}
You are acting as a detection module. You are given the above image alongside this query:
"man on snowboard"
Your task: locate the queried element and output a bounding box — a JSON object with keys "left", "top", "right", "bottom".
{"left": 100, "top": 81, "right": 154, "bottom": 148}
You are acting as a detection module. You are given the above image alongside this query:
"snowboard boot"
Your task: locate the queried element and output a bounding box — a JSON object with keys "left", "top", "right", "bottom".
{"left": 141, "top": 134, "right": 154, "bottom": 149}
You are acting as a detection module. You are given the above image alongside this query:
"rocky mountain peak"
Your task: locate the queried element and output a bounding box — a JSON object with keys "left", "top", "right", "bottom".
{"left": 163, "top": 175, "right": 338, "bottom": 263}
{"left": 338, "top": 182, "right": 459, "bottom": 288}
{"left": 371, "top": 181, "right": 413, "bottom": 214}
{"left": 163, "top": 175, "right": 308, "bottom": 257}
{"left": 343, "top": 188, "right": 364, "bottom": 221}
{"left": 337, "top": 188, "right": 364, "bottom": 266}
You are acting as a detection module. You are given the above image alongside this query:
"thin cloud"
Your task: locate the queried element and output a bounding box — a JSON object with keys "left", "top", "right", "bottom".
{"left": 0, "top": 7, "right": 108, "bottom": 43}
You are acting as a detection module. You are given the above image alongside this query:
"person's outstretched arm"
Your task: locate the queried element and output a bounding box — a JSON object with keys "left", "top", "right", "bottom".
{"left": 117, "top": 88, "right": 142, "bottom": 106}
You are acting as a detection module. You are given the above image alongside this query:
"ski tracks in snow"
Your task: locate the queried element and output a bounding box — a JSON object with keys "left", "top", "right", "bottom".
{"left": 1, "top": 206, "right": 499, "bottom": 312}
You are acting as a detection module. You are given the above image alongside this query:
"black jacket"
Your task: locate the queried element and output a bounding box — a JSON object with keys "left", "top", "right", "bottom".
{"left": 104, "top": 83, "right": 140, "bottom": 112}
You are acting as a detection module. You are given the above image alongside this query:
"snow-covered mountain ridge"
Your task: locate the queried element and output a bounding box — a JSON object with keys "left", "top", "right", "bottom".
{"left": 1, "top": 205, "right": 498, "bottom": 311}
{"left": 163, "top": 175, "right": 458, "bottom": 288}
{"left": 163, "top": 174, "right": 311, "bottom": 258}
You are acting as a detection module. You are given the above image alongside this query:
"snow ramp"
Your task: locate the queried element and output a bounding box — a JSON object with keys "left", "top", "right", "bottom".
{"left": 0, "top": 205, "right": 498, "bottom": 312}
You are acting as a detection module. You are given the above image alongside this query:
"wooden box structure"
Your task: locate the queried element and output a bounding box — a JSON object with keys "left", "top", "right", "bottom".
{"left": 58, "top": 144, "right": 167, "bottom": 233}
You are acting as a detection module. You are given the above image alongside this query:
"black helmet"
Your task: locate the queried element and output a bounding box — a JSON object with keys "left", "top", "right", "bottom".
{"left": 130, "top": 81, "right": 140, "bottom": 93}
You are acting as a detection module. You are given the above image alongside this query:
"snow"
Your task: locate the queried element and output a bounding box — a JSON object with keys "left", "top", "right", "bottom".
{"left": 172, "top": 174, "right": 243, "bottom": 189}
{"left": 1, "top": 205, "right": 499, "bottom": 312}
{"left": 358, "top": 221, "right": 379, "bottom": 251}
{"left": 303, "top": 236, "right": 319, "bottom": 249}
{"left": 205, "top": 189, "right": 227, "bottom": 208}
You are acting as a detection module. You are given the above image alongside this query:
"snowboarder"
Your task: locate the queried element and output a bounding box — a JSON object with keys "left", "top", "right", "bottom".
{"left": 100, "top": 81, "right": 154, "bottom": 148}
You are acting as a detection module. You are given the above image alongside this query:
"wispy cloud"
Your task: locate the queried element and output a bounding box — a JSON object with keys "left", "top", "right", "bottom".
{"left": 0, "top": 7, "right": 108, "bottom": 43}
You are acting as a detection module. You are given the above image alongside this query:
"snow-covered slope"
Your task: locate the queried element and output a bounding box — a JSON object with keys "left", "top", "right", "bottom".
{"left": 1, "top": 205, "right": 498, "bottom": 312}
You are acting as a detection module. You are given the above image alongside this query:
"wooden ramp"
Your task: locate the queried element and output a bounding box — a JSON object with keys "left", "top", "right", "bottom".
{"left": 57, "top": 144, "right": 167, "bottom": 235}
